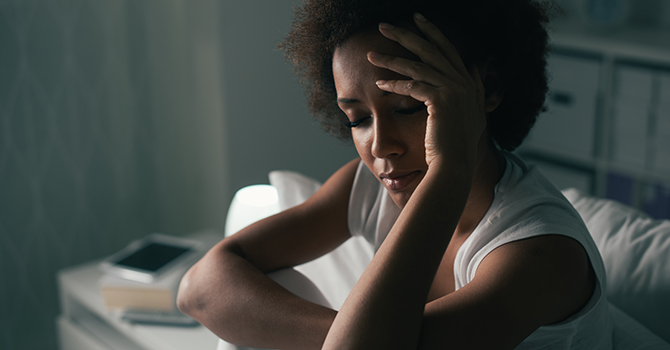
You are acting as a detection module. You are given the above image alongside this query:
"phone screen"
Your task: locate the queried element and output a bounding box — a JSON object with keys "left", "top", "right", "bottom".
{"left": 114, "top": 242, "right": 192, "bottom": 272}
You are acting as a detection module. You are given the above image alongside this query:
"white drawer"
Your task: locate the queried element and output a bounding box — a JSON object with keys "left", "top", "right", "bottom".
{"left": 525, "top": 54, "right": 602, "bottom": 160}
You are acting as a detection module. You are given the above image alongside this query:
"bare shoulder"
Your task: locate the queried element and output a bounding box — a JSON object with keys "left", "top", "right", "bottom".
{"left": 419, "top": 234, "right": 596, "bottom": 349}
{"left": 475, "top": 234, "right": 596, "bottom": 325}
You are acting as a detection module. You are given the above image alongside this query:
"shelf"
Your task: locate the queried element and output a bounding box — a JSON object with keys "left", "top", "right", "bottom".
{"left": 550, "top": 21, "right": 670, "bottom": 66}
{"left": 519, "top": 21, "right": 670, "bottom": 218}
{"left": 518, "top": 146, "right": 597, "bottom": 172}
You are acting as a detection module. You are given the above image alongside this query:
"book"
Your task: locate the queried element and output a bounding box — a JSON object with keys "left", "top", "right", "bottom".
{"left": 99, "top": 263, "right": 189, "bottom": 311}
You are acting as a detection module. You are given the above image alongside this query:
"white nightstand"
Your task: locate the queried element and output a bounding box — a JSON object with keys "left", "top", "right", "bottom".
{"left": 56, "top": 230, "right": 223, "bottom": 350}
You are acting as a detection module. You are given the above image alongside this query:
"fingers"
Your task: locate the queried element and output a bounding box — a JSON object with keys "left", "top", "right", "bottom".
{"left": 376, "top": 14, "right": 473, "bottom": 87}
{"left": 369, "top": 13, "right": 486, "bottom": 123}
{"left": 374, "top": 79, "right": 435, "bottom": 104}
{"left": 367, "top": 51, "right": 445, "bottom": 87}
{"left": 411, "top": 13, "right": 471, "bottom": 80}
{"left": 376, "top": 22, "right": 456, "bottom": 81}
{"left": 367, "top": 51, "right": 465, "bottom": 104}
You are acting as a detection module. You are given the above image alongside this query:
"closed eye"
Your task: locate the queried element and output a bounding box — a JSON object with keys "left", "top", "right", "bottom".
{"left": 397, "top": 105, "right": 426, "bottom": 115}
{"left": 345, "top": 116, "right": 371, "bottom": 128}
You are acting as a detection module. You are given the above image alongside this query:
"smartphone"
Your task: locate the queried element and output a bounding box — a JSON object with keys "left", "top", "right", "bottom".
{"left": 100, "top": 233, "right": 201, "bottom": 283}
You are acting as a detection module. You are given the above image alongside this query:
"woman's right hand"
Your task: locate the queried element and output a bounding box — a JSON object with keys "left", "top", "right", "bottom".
{"left": 367, "top": 13, "right": 487, "bottom": 174}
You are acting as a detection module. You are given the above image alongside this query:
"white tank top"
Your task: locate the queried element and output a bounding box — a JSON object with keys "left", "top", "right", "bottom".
{"left": 348, "top": 153, "right": 613, "bottom": 349}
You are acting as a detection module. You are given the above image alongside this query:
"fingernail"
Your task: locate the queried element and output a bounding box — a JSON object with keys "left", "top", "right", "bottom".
{"left": 375, "top": 80, "right": 387, "bottom": 86}
{"left": 414, "top": 12, "right": 428, "bottom": 22}
{"left": 379, "top": 22, "right": 395, "bottom": 30}
{"left": 368, "top": 51, "right": 383, "bottom": 59}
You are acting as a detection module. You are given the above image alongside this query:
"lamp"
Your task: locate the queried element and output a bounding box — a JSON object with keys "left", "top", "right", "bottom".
{"left": 224, "top": 185, "right": 281, "bottom": 237}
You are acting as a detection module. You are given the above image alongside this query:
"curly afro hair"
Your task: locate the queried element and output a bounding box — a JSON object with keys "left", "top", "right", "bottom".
{"left": 280, "top": 0, "right": 557, "bottom": 151}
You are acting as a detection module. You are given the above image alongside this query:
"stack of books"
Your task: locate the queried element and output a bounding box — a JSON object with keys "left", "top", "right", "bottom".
{"left": 99, "top": 264, "right": 188, "bottom": 311}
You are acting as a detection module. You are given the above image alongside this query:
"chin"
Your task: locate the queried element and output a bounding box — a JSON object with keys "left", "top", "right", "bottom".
{"left": 388, "top": 178, "right": 422, "bottom": 209}
{"left": 391, "top": 192, "right": 413, "bottom": 209}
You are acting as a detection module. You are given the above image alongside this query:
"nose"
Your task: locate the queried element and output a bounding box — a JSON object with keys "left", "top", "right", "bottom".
{"left": 371, "top": 116, "right": 405, "bottom": 159}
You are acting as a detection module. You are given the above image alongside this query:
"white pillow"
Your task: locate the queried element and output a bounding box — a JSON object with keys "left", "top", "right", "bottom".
{"left": 268, "top": 171, "right": 373, "bottom": 310}
{"left": 562, "top": 188, "right": 670, "bottom": 343}
{"left": 268, "top": 170, "right": 322, "bottom": 210}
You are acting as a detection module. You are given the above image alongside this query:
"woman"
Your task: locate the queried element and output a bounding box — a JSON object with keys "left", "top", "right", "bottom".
{"left": 177, "top": 0, "right": 612, "bottom": 349}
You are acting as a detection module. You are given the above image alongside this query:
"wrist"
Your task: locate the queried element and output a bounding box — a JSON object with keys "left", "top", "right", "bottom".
{"left": 426, "top": 152, "right": 476, "bottom": 182}
{"left": 413, "top": 160, "right": 473, "bottom": 209}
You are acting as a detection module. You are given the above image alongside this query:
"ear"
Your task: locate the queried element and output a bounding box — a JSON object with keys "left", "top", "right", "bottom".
{"left": 477, "top": 60, "right": 505, "bottom": 113}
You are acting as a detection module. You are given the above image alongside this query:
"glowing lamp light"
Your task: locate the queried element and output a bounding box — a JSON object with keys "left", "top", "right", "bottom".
{"left": 224, "top": 185, "right": 281, "bottom": 237}
{"left": 236, "top": 185, "right": 279, "bottom": 207}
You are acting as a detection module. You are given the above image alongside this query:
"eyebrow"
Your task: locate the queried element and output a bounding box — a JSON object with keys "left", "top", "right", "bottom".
{"left": 337, "top": 91, "right": 393, "bottom": 104}
{"left": 337, "top": 97, "right": 359, "bottom": 104}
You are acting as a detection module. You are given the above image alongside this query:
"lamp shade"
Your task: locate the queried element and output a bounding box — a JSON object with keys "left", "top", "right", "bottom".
{"left": 224, "top": 185, "right": 281, "bottom": 237}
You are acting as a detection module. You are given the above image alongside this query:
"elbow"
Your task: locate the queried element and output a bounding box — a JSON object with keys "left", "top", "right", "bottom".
{"left": 177, "top": 242, "right": 233, "bottom": 318}
{"left": 176, "top": 267, "right": 202, "bottom": 317}
{"left": 177, "top": 256, "right": 242, "bottom": 343}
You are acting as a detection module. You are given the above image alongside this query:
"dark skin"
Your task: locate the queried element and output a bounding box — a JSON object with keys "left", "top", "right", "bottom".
{"left": 177, "top": 13, "right": 595, "bottom": 350}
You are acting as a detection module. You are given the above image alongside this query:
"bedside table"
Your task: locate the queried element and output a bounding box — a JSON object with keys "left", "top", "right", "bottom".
{"left": 56, "top": 230, "right": 223, "bottom": 350}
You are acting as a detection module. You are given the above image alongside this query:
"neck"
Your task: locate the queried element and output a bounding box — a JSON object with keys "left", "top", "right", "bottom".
{"left": 454, "top": 137, "right": 506, "bottom": 236}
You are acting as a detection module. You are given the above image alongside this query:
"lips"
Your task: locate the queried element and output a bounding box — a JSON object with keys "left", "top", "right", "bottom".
{"left": 380, "top": 171, "right": 421, "bottom": 191}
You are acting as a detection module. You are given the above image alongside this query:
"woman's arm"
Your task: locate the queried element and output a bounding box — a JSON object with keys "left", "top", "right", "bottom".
{"left": 416, "top": 234, "right": 595, "bottom": 349}
{"left": 323, "top": 163, "right": 473, "bottom": 350}
{"left": 177, "top": 158, "right": 360, "bottom": 350}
